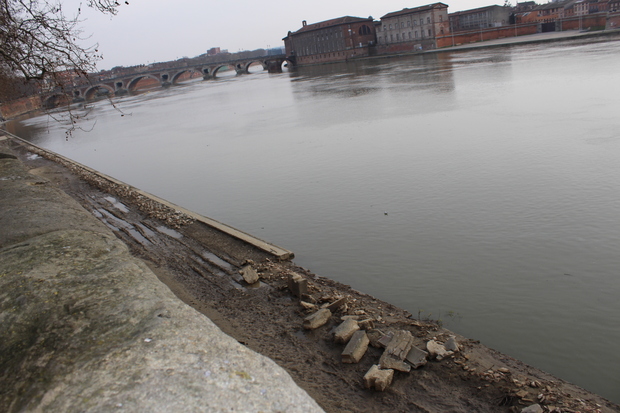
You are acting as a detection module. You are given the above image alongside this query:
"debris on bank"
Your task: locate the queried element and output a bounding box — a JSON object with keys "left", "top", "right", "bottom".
{"left": 250, "top": 264, "right": 608, "bottom": 413}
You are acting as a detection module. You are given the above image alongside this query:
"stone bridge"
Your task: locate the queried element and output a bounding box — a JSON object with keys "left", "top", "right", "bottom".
{"left": 44, "top": 55, "right": 290, "bottom": 107}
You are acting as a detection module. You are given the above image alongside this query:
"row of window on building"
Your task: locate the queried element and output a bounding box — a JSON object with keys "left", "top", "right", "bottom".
{"left": 378, "top": 29, "right": 433, "bottom": 44}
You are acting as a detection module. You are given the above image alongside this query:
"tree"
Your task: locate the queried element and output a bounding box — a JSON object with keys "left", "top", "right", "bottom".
{"left": 0, "top": 0, "right": 124, "bottom": 100}
{"left": 1, "top": 1, "right": 127, "bottom": 130}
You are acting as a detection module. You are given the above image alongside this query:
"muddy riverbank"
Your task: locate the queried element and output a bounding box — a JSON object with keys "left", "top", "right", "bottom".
{"left": 6, "top": 136, "right": 618, "bottom": 413}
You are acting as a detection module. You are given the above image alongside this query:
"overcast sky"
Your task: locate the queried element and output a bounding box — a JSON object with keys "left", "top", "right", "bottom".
{"left": 69, "top": 1, "right": 515, "bottom": 70}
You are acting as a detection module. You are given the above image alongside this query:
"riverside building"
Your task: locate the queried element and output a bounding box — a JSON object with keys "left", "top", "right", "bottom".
{"left": 283, "top": 16, "right": 376, "bottom": 66}
{"left": 376, "top": 3, "right": 450, "bottom": 53}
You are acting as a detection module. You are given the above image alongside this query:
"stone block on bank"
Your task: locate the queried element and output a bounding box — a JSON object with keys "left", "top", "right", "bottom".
{"left": 376, "top": 331, "right": 394, "bottom": 348}
{"left": 300, "top": 301, "right": 317, "bottom": 312}
{"left": 341, "top": 330, "right": 369, "bottom": 363}
{"left": 358, "top": 318, "right": 375, "bottom": 330}
{"left": 521, "top": 404, "right": 543, "bottom": 413}
{"left": 303, "top": 308, "right": 332, "bottom": 330}
{"left": 239, "top": 265, "right": 259, "bottom": 285}
{"left": 325, "top": 296, "right": 347, "bottom": 312}
{"left": 427, "top": 339, "right": 454, "bottom": 361}
{"left": 367, "top": 329, "right": 386, "bottom": 348}
{"left": 405, "top": 345, "right": 428, "bottom": 369}
{"left": 363, "top": 365, "right": 394, "bottom": 392}
{"left": 384, "top": 330, "right": 414, "bottom": 360}
{"left": 445, "top": 335, "right": 460, "bottom": 352}
{"left": 379, "top": 353, "right": 411, "bottom": 372}
{"left": 334, "top": 318, "right": 360, "bottom": 344}
{"left": 379, "top": 330, "right": 414, "bottom": 372}
{"left": 288, "top": 272, "right": 308, "bottom": 298}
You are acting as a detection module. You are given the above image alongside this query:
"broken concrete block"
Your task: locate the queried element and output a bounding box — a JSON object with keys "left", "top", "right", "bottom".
{"left": 426, "top": 340, "right": 453, "bottom": 361}
{"left": 366, "top": 329, "right": 386, "bottom": 348}
{"left": 341, "top": 330, "right": 369, "bottom": 363}
{"left": 288, "top": 273, "right": 308, "bottom": 298}
{"left": 358, "top": 318, "right": 375, "bottom": 330}
{"left": 379, "top": 354, "right": 411, "bottom": 372}
{"left": 379, "top": 330, "right": 415, "bottom": 372}
{"left": 405, "top": 345, "right": 428, "bottom": 369}
{"left": 239, "top": 265, "right": 259, "bottom": 285}
{"left": 326, "top": 297, "right": 347, "bottom": 312}
{"left": 303, "top": 308, "right": 331, "bottom": 330}
{"left": 385, "top": 330, "right": 414, "bottom": 360}
{"left": 445, "top": 335, "right": 460, "bottom": 352}
{"left": 376, "top": 331, "right": 394, "bottom": 348}
{"left": 521, "top": 404, "right": 543, "bottom": 413}
{"left": 334, "top": 318, "right": 360, "bottom": 344}
{"left": 300, "top": 301, "right": 317, "bottom": 311}
{"left": 363, "top": 365, "right": 394, "bottom": 391}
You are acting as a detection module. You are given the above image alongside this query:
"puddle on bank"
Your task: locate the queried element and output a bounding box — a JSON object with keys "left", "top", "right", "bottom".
{"left": 136, "top": 223, "right": 156, "bottom": 238}
{"left": 201, "top": 251, "right": 233, "bottom": 271}
{"left": 155, "top": 225, "right": 183, "bottom": 239}
{"left": 96, "top": 208, "right": 152, "bottom": 246}
{"left": 193, "top": 256, "right": 227, "bottom": 277}
{"left": 103, "top": 196, "right": 129, "bottom": 213}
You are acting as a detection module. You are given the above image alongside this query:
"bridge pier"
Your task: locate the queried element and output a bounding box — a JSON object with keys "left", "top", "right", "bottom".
{"left": 266, "top": 61, "right": 283, "bottom": 73}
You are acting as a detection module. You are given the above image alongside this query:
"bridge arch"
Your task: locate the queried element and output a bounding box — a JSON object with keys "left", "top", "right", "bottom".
{"left": 242, "top": 60, "right": 268, "bottom": 73}
{"left": 127, "top": 74, "right": 162, "bottom": 92}
{"left": 281, "top": 58, "right": 296, "bottom": 70}
{"left": 171, "top": 69, "right": 202, "bottom": 85}
{"left": 212, "top": 64, "right": 237, "bottom": 78}
{"left": 84, "top": 84, "right": 114, "bottom": 101}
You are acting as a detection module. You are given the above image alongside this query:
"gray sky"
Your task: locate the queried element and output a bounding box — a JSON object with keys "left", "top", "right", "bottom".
{"left": 70, "top": 1, "right": 513, "bottom": 70}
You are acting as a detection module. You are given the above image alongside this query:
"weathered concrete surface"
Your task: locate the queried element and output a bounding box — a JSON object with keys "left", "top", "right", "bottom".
{"left": 0, "top": 143, "right": 324, "bottom": 412}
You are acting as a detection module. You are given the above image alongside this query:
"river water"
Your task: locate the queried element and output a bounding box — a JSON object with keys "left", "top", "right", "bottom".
{"left": 9, "top": 36, "right": 620, "bottom": 403}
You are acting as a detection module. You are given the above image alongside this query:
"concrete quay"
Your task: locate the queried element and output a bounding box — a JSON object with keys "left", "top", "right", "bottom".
{"left": 0, "top": 135, "right": 323, "bottom": 412}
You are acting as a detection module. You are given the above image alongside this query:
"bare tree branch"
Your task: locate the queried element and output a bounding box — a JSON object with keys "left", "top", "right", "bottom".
{"left": 0, "top": 0, "right": 126, "bottom": 133}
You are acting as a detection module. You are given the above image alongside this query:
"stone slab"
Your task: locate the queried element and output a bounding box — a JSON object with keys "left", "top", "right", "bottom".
{"left": 303, "top": 308, "right": 332, "bottom": 330}
{"left": 405, "top": 345, "right": 428, "bottom": 369}
{"left": 363, "top": 365, "right": 394, "bottom": 392}
{"left": 334, "top": 318, "right": 360, "bottom": 344}
{"left": 240, "top": 264, "right": 260, "bottom": 284}
{"left": 288, "top": 272, "right": 308, "bottom": 298}
{"left": 342, "top": 330, "right": 369, "bottom": 364}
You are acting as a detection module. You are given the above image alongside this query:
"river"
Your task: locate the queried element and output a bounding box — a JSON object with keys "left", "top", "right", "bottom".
{"left": 8, "top": 35, "right": 620, "bottom": 403}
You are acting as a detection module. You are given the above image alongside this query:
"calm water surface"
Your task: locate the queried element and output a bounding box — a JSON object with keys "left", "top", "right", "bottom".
{"left": 10, "top": 37, "right": 620, "bottom": 402}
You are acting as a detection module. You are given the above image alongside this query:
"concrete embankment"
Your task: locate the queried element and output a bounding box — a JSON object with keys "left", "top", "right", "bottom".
{"left": 0, "top": 136, "right": 323, "bottom": 412}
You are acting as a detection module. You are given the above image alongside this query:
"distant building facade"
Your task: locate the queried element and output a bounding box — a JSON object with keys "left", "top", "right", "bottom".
{"left": 516, "top": 0, "right": 615, "bottom": 26}
{"left": 376, "top": 3, "right": 450, "bottom": 52}
{"left": 283, "top": 16, "right": 376, "bottom": 66}
{"left": 449, "top": 5, "right": 513, "bottom": 31}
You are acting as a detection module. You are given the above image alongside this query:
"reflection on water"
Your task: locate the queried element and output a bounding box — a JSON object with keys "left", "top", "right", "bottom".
{"left": 9, "top": 37, "right": 620, "bottom": 403}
